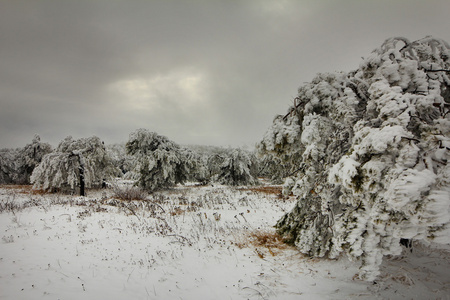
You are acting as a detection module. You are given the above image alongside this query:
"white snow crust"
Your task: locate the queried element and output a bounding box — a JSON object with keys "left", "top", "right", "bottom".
{"left": 1, "top": 184, "right": 449, "bottom": 299}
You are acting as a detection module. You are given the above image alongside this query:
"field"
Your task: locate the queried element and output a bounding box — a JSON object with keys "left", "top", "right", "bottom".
{"left": 1, "top": 183, "right": 449, "bottom": 299}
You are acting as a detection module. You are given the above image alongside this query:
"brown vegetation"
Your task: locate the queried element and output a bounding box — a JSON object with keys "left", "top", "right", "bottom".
{"left": 234, "top": 229, "right": 294, "bottom": 258}
{"left": 1, "top": 184, "right": 49, "bottom": 195}
{"left": 111, "top": 183, "right": 147, "bottom": 201}
{"left": 238, "top": 186, "right": 282, "bottom": 195}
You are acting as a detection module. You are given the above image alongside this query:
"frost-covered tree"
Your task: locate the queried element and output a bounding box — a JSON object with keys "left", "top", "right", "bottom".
{"left": 185, "top": 144, "right": 231, "bottom": 183}
{"left": 0, "top": 135, "right": 52, "bottom": 184}
{"left": 31, "top": 136, "right": 117, "bottom": 195}
{"left": 207, "top": 153, "right": 226, "bottom": 179}
{"left": 106, "top": 143, "right": 135, "bottom": 177}
{"left": 212, "top": 148, "right": 259, "bottom": 186}
{"left": 260, "top": 36, "right": 450, "bottom": 280}
{"left": 0, "top": 148, "right": 18, "bottom": 184}
{"left": 15, "top": 135, "right": 52, "bottom": 184}
{"left": 126, "top": 129, "right": 203, "bottom": 191}
{"left": 258, "top": 114, "right": 305, "bottom": 183}
{"left": 180, "top": 147, "right": 208, "bottom": 184}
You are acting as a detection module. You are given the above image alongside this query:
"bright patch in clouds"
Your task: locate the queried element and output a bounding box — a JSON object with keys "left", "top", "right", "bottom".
{"left": 260, "top": 0, "right": 293, "bottom": 15}
{"left": 111, "top": 69, "right": 210, "bottom": 113}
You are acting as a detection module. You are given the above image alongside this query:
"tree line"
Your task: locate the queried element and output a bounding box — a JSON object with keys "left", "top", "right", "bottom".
{"left": 0, "top": 130, "right": 261, "bottom": 195}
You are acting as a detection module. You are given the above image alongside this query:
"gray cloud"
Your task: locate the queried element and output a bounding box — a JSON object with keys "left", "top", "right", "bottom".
{"left": 1, "top": 0, "right": 449, "bottom": 149}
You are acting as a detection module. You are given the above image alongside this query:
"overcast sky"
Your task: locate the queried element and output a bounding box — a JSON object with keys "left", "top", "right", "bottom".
{"left": 1, "top": 0, "right": 449, "bottom": 149}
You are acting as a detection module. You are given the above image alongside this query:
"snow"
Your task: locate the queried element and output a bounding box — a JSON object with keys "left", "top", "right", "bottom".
{"left": 385, "top": 169, "right": 436, "bottom": 211}
{"left": 1, "top": 184, "right": 449, "bottom": 299}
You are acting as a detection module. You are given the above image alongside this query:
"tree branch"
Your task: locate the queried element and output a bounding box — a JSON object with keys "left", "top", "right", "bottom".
{"left": 401, "top": 136, "right": 421, "bottom": 143}
{"left": 424, "top": 69, "right": 450, "bottom": 73}
{"left": 283, "top": 96, "right": 305, "bottom": 120}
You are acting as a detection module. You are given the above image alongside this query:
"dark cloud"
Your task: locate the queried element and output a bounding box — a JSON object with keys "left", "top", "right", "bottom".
{"left": 1, "top": 0, "right": 449, "bottom": 149}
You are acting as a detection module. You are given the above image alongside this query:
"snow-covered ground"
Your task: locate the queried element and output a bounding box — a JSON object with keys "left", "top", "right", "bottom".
{"left": 1, "top": 184, "right": 449, "bottom": 299}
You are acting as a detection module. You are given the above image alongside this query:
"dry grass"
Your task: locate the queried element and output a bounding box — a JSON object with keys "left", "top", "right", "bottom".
{"left": 0, "top": 184, "right": 49, "bottom": 195}
{"left": 234, "top": 229, "right": 293, "bottom": 258}
{"left": 238, "top": 186, "right": 283, "bottom": 195}
{"left": 169, "top": 206, "right": 185, "bottom": 216}
{"left": 249, "top": 230, "right": 289, "bottom": 249}
{"left": 111, "top": 183, "right": 147, "bottom": 201}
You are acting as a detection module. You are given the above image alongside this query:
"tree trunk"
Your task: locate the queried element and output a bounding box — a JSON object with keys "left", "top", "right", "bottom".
{"left": 79, "top": 164, "right": 85, "bottom": 196}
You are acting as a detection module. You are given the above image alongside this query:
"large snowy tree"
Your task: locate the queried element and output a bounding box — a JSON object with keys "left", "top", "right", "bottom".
{"left": 31, "top": 136, "right": 117, "bottom": 195}
{"left": 259, "top": 36, "right": 450, "bottom": 280}
{"left": 126, "top": 129, "right": 205, "bottom": 191}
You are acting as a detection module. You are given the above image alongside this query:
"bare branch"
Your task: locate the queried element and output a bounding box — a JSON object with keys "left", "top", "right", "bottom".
{"left": 424, "top": 69, "right": 450, "bottom": 73}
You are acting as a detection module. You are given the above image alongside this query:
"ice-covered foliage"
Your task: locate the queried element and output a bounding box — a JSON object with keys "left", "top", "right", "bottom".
{"left": 257, "top": 114, "right": 304, "bottom": 183}
{"left": 180, "top": 147, "right": 208, "bottom": 184}
{"left": 0, "top": 148, "right": 18, "bottom": 184}
{"left": 188, "top": 145, "right": 232, "bottom": 179}
{"left": 212, "top": 148, "right": 259, "bottom": 186}
{"left": 31, "top": 136, "right": 117, "bottom": 193}
{"left": 0, "top": 135, "right": 52, "bottom": 184}
{"left": 15, "top": 135, "right": 52, "bottom": 184}
{"left": 184, "top": 144, "right": 259, "bottom": 186}
{"left": 126, "top": 129, "right": 205, "bottom": 191}
{"left": 260, "top": 36, "right": 450, "bottom": 280}
{"left": 106, "top": 143, "right": 135, "bottom": 176}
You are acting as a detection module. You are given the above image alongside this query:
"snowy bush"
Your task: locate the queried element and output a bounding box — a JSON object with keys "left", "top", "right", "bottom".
{"left": 31, "top": 136, "right": 118, "bottom": 194}
{"left": 260, "top": 36, "right": 450, "bottom": 280}
{"left": 125, "top": 129, "right": 204, "bottom": 191}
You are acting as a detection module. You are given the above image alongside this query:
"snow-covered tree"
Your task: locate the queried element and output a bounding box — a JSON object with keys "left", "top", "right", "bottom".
{"left": 0, "top": 148, "right": 18, "bottom": 184}
{"left": 179, "top": 147, "right": 208, "bottom": 184}
{"left": 106, "top": 143, "right": 135, "bottom": 177}
{"left": 260, "top": 36, "right": 450, "bottom": 280}
{"left": 0, "top": 135, "right": 52, "bottom": 185}
{"left": 15, "top": 135, "right": 52, "bottom": 184}
{"left": 126, "top": 129, "right": 203, "bottom": 191}
{"left": 187, "top": 145, "right": 260, "bottom": 186}
{"left": 31, "top": 136, "right": 117, "bottom": 195}
{"left": 258, "top": 114, "right": 304, "bottom": 183}
{"left": 185, "top": 144, "right": 231, "bottom": 183}
{"left": 212, "top": 148, "right": 259, "bottom": 186}
{"left": 206, "top": 153, "right": 225, "bottom": 179}
{"left": 257, "top": 149, "right": 299, "bottom": 184}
